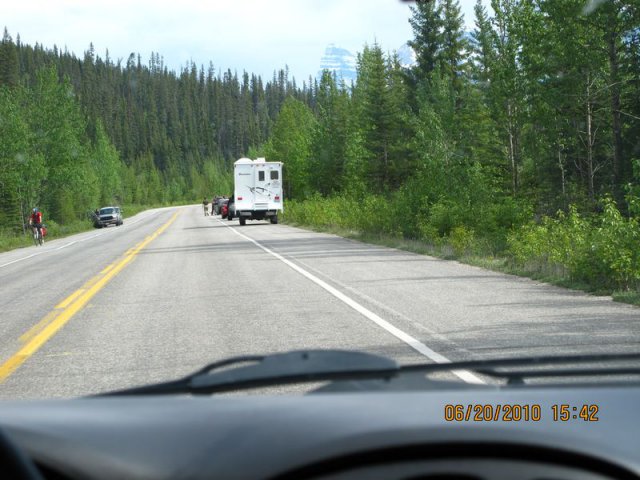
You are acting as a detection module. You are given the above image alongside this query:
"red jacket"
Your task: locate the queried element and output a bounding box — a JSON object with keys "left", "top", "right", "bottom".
{"left": 30, "top": 211, "right": 42, "bottom": 224}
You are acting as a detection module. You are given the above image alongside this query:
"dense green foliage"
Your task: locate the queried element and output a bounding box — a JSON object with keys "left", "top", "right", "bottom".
{"left": 279, "top": 0, "right": 640, "bottom": 296}
{"left": 1, "top": 0, "right": 640, "bottom": 297}
{"left": 508, "top": 199, "right": 640, "bottom": 291}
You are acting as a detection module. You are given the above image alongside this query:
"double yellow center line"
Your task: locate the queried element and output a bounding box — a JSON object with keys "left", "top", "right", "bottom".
{"left": 0, "top": 210, "right": 180, "bottom": 383}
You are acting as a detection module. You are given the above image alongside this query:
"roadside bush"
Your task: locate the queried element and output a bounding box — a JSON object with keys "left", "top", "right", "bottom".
{"left": 284, "top": 193, "right": 400, "bottom": 236}
{"left": 507, "top": 222, "right": 548, "bottom": 270}
{"left": 428, "top": 199, "right": 463, "bottom": 237}
{"left": 479, "top": 198, "right": 532, "bottom": 253}
{"left": 508, "top": 198, "right": 640, "bottom": 291}
{"left": 449, "top": 226, "right": 475, "bottom": 257}
{"left": 508, "top": 206, "right": 590, "bottom": 279}
{"left": 417, "top": 219, "right": 440, "bottom": 244}
{"left": 283, "top": 190, "right": 522, "bottom": 260}
{"left": 44, "top": 219, "right": 61, "bottom": 236}
{"left": 587, "top": 198, "right": 640, "bottom": 290}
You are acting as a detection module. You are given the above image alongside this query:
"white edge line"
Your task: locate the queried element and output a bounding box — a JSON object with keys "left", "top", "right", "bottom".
{"left": 0, "top": 252, "right": 43, "bottom": 268}
{"left": 77, "top": 232, "right": 107, "bottom": 242}
{"left": 55, "top": 241, "right": 77, "bottom": 250}
{"left": 221, "top": 220, "right": 485, "bottom": 385}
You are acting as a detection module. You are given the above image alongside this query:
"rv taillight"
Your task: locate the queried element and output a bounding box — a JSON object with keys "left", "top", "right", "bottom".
{"left": 237, "top": 196, "right": 243, "bottom": 201}
{"left": 275, "top": 195, "right": 280, "bottom": 201}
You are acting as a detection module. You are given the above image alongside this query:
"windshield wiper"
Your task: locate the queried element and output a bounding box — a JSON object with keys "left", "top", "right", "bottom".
{"left": 97, "top": 350, "right": 640, "bottom": 396}
{"left": 469, "top": 353, "right": 640, "bottom": 385}
{"left": 98, "top": 350, "right": 399, "bottom": 396}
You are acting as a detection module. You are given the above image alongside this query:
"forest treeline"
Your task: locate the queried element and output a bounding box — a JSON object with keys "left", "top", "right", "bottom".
{"left": 268, "top": 0, "right": 640, "bottom": 203}
{"left": 1, "top": 0, "right": 639, "bottom": 291}
{"left": 0, "top": 23, "right": 311, "bottom": 227}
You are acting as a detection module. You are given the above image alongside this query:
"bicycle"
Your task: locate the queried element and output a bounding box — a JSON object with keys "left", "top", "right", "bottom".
{"left": 30, "top": 224, "right": 44, "bottom": 246}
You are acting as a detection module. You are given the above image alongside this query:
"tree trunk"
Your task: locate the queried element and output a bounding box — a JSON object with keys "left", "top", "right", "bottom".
{"left": 507, "top": 101, "right": 518, "bottom": 195}
{"left": 608, "top": 29, "right": 624, "bottom": 200}
{"left": 558, "top": 145, "right": 566, "bottom": 202}
{"left": 586, "top": 78, "right": 595, "bottom": 203}
{"left": 18, "top": 187, "right": 26, "bottom": 235}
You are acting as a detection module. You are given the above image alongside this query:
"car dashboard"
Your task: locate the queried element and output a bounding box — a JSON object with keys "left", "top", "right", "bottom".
{"left": 1, "top": 383, "right": 639, "bottom": 480}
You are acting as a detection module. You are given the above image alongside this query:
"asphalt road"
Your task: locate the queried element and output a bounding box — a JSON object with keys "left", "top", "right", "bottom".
{"left": 0, "top": 205, "right": 639, "bottom": 399}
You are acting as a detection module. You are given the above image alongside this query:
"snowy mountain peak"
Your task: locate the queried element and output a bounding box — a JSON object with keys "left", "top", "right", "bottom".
{"left": 396, "top": 43, "right": 416, "bottom": 69}
{"left": 318, "top": 44, "right": 357, "bottom": 83}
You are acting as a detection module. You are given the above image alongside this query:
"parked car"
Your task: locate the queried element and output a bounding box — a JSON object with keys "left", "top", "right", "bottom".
{"left": 93, "top": 206, "right": 123, "bottom": 228}
{"left": 227, "top": 195, "right": 235, "bottom": 221}
{"left": 214, "top": 197, "right": 228, "bottom": 215}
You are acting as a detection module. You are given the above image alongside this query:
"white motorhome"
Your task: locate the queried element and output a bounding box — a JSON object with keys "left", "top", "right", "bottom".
{"left": 229, "top": 157, "right": 283, "bottom": 225}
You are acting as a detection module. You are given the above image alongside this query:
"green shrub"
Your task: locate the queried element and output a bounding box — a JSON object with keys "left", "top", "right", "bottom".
{"left": 417, "top": 219, "right": 440, "bottom": 244}
{"left": 587, "top": 197, "right": 640, "bottom": 290}
{"left": 428, "top": 200, "right": 461, "bottom": 237}
{"left": 507, "top": 198, "right": 640, "bottom": 291}
{"left": 449, "top": 226, "right": 475, "bottom": 257}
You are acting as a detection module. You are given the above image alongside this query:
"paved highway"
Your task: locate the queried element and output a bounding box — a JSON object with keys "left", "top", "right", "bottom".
{"left": 1, "top": 205, "right": 639, "bottom": 398}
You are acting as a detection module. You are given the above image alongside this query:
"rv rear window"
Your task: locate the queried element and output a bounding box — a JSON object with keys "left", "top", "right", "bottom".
{"left": 258, "top": 171, "right": 265, "bottom": 181}
{"left": 270, "top": 171, "right": 279, "bottom": 180}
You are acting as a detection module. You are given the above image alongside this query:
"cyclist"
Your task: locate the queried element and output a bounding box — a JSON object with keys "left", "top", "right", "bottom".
{"left": 29, "top": 207, "right": 43, "bottom": 240}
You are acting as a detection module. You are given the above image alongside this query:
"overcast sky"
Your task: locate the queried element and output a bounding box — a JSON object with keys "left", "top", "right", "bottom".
{"left": 4, "top": 0, "right": 485, "bottom": 82}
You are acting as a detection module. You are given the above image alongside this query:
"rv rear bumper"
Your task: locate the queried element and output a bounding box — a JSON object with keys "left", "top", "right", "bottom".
{"left": 238, "top": 210, "right": 279, "bottom": 219}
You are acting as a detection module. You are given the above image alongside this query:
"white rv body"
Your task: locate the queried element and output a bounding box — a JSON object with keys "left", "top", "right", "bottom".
{"left": 231, "top": 157, "right": 283, "bottom": 225}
